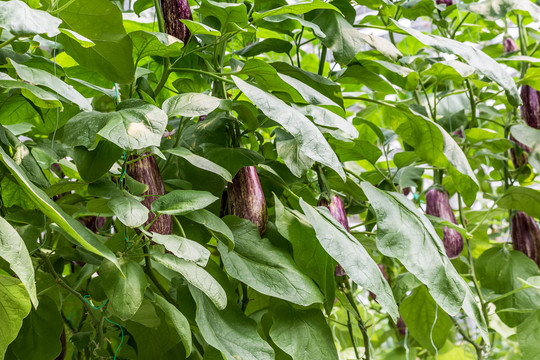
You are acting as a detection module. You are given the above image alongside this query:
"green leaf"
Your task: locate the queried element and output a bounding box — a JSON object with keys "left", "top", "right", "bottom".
{"left": 167, "top": 146, "right": 232, "bottom": 182}
{"left": 274, "top": 197, "right": 335, "bottom": 309}
{"left": 309, "top": 10, "right": 401, "bottom": 63}
{"left": 130, "top": 30, "right": 184, "bottom": 62}
{"left": 510, "top": 124, "right": 540, "bottom": 172}
{"left": 498, "top": 187, "right": 540, "bottom": 220}
{"left": 0, "top": 274, "right": 32, "bottom": 359}
{"left": 183, "top": 209, "right": 235, "bottom": 246}
{"left": 58, "top": 0, "right": 135, "bottom": 84}
{"left": 162, "top": 93, "right": 223, "bottom": 118}
{"left": 59, "top": 28, "right": 95, "bottom": 48}
{"left": 8, "top": 295, "right": 63, "bottom": 360}
{"left": 0, "top": 217, "right": 37, "bottom": 308}
{"left": 180, "top": 19, "right": 221, "bottom": 36}
{"left": 64, "top": 100, "right": 167, "bottom": 151}
{"left": 0, "top": 0, "right": 61, "bottom": 37}
{"left": 100, "top": 259, "right": 146, "bottom": 321}
{"left": 467, "top": 0, "right": 540, "bottom": 22}
{"left": 253, "top": 1, "right": 340, "bottom": 20}
{"left": 400, "top": 286, "right": 453, "bottom": 352}
{"left": 392, "top": 21, "right": 520, "bottom": 106}
{"left": 360, "top": 182, "right": 488, "bottom": 340}
{"left": 269, "top": 304, "right": 339, "bottom": 360}
{"left": 219, "top": 216, "right": 324, "bottom": 306}
{"left": 9, "top": 60, "right": 92, "bottom": 111}
{"left": 154, "top": 294, "right": 192, "bottom": 355}
{"left": 233, "top": 76, "right": 345, "bottom": 180}
{"left": 190, "top": 287, "right": 274, "bottom": 360}
{"left": 152, "top": 233, "right": 210, "bottom": 266}
{"left": 201, "top": 144, "right": 265, "bottom": 177}
{"left": 108, "top": 194, "right": 149, "bottom": 228}
{"left": 0, "top": 146, "right": 121, "bottom": 271}
{"left": 151, "top": 250, "right": 227, "bottom": 310}
{"left": 198, "top": 0, "right": 248, "bottom": 33}
{"left": 518, "top": 308, "right": 540, "bottom": 359}
{"left": 477, "top": 248, "right": 540, "bottom": 327}
{"left": 73, "top": 142, "right": 123, "bottom": 182}
{"left": 275, "top": 128, "right": 314, "bottom": 177}
{"left": 0, "top": 73, "right": 61, "bottom": 109}
{"left": 236, "top": 38, "right": 293, "bottom": 57}
{"left": 299, "top": 198, "right": 399, "bottom": 321}
{"left": 151, "top": 190, "right": 219, "bottom": 215}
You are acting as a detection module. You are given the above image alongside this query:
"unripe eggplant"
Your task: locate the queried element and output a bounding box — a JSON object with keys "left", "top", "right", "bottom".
{"left": 436, "top": 0, "right": 452, "bottom": 6}
{"left": 318, "top": 195, "right": 349, "bottom": 276}
{"left": 396, "top": 316, "right": 407, "bottom": 336}
{"left": 503, "top": 37, "right": 519, "bottom": 53}
{"left": 425, "top": 189, "right": 463, "bottom": 259}
{"left": 127, "top": 154, "right": 172, "bottom": 235}
{"left": 160, "top": 0, "right": 192, "bottom": 44}
{"left": 521, "top": 85, "right": 540, "bottom": 130}
{"left": 228, "top": 166, "right": 267, "bottom": 235}
{"left": 511, "top": 211, "right": 540, "bottom": 266}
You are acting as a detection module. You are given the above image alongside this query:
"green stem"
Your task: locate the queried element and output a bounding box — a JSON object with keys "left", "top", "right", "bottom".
{"left": 466, "top": 79, "right": 477, "bottom": 128}
{"left": 152, "top": 0, "right": 166, "bottom": 33}
{"left": 154, "top": 58, "right": 171, "bottom": 97}
{"left": 315, "top": 163, "right": 332, "bottom": 200}
{"left": 487, "top": 285, "right": 531, "bottom": 304}
{"left": 452, "top": 317, "right": 482, "bottom": 359}
{"left": 142, "top": 245, "right": 177, "bottom": 305}
{"left": 171, "top": 68, "right": 235, "bottom": 85}
{"left": 49, "top": 0, "right": 76, "bottom": 13}
{"left": 347, "top": 311, "right": 361, "bottom": 360}
{"left": 318, "top": 45, "right": 327, "bottom": 76}
{"left": 451, "top": 13, "right": 470, "bottom": 39}
{"left": 517, "top": 15, "right": 529, "bottom": 79}
{"left": 0, "top": 36, "right": 17, "bottom": 50}
{"left": 343, "top": 287, "right": 371, "bottom": 360}
{"left": 172, "top": 216, "right": 187, "bottom": 237}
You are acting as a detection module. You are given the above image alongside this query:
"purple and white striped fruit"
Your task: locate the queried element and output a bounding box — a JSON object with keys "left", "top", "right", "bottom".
{"left": 127, "top": 154, "right": 172, "bottom": 235}
{"left": 228, "top": 166, "right": 268, "bottom": 235}
{"left": 160, "top": 0, "right": 192, "bottom": 44}
{"left": 521, "top": 85, "right": 540, "bottom": 130}
{"left": 425, "top": 188, "right": 463, "bottom": 259}
{"left": 503, "top": 38, "right": 519, "bottom": 53}
{"left": 511, "top": 211, "right": 540, "bottom": 266}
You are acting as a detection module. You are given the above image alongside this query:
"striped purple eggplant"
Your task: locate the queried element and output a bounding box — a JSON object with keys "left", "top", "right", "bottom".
{"left": 160, "top": 0, "right": 192, "bottom": 44}
{"left": 396, "top": 316, "right": 406, "bottom": 336}
{"left": 521, "top": 85, "right": 540, "bottom": 130}
{"left": 127, "top": 154, "right": 172, "bottom": 235}
{"left": 228, "top": 166, "right": 268, "bottom": 235}
{"left": 318, "top": 195, "right": 349, "bottom": 276}
{"left": 510, "top": 135, "right": 530, "bottom": 168}
{"left": 425, "top": 188, "right": 463, "bottom": 259}
{"left": 511, "top": 211, "right": 540, "bottom": 266}
{"left": 503, "top": 38, "right": 519, "bottom": 53}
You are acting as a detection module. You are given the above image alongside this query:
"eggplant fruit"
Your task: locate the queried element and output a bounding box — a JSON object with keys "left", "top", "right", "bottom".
{"left": 521, "top": 85, "right": 540, "bottom": 130}
{"left": 503, "top": 38, "right": 519, "bottom": 53}
{"left": 228, "top": 166, "right": 268, "bottom": 235}
{"left": 425, "top": 188, "right": 463, "bottom": 259}
{"left": 127, "top": 154, "right": 172, "bottom": 235}
{"left": 511, "top": 211, "right": 540, "bottom": 265}
{"left": 160, "top": 0, "right": 192, "bottom": 44}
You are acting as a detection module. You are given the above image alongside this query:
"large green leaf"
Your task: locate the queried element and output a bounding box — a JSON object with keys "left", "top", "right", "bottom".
{"left": 154, "top": 294, "right": 192, "bottom": 355}
{"left": 0, "top": 146, "right": 121, "bottom": 271}
{"left": 476, "top": 247, "right": 540, "bottom": 327}
{"left": 510, "top": 124, "right": 540, "bottom": 172}
{"left": 64, "top": 100, "right": 167, "bottom": 151}
{"left": 182, "top": 209, "right": 235, "bottom": 246}
{"left": 400, "top": 286, "right": 453, "bottom": 352}
{"left": 201, "top": 144, "right": 265, "bottom": 177}
{"left": 253, "top": 0, "right": 340, "bottom": 20}
{"left": 219, "top": 216, "right": 324, "bottom": 306}
{"left": 393, "top": 21, "right": 520, "bottom": 106}
{"left": 8, "top": 295, "right": 63, "bottom": 360}
{"left": 518, "top": 308, "right": 540, "bottom": 359}
{"left": 190, "top": 287, "right": 274, "bottom": 360}
{"left": 0, "top": 217, "right": 37, "bottom": 308}
{"left": 274, "top": 197, "right": 335, "bottom": 309}
{"left": 269, "top": 304, "right": 339, "bottom": 360}
{"left": 0, "top": 274, "right": 31, "bottom": 359}
{"left": 151, "top": 190, "right": 219, "bottom": 215}
{"left": 498, "top": 187, "right": 540, "bottom": 220}
{"left": 233, "top": 76, "right": 345, "bottom": 180}
{"left": 151, "top": 250, "right": 227, "bottom": 310}
{"left": 152, "top": 233, "right": 210, "bottom": 266}
{"left": 299, "top": 198, "right": 399, "bottom": 321}
{"left": 378, "top": 104, "right": 478, "bottom": 205}
{"left": 162, "top": 93, "right": 223, "bottom": 118}
{"left": 58, "top": 0, "right": 135, "bottom": 84}
{"left": 167, "top": 147, "right": 232, "bottom": 182}
{"left": 10, "top": 60, "right": 92, "bottom": 111}
{"left": 467, "top": 0, "right": 540, "bottom": 22}
{"left": 360, "top": 182, "right": 488, "bottom": 340}
{"left": 129, "top": 30, "right": 184, "bottom": 63}
{"left": 236, "top": 38, "right": 293, "bottom": 57}
{"left": 0, "top": 0, "right": 61, "bottom": 37}
{"left": 108, "top": 194, "right": 149, "bottom": 228}
{"left": 274, "top": 128, "right": 314, "bottom": 177}
{"left": 0, "top": 73, "right": 61, "bottom": 109}
{"left": 100, "top": 259, "right": 147, "bottom": 321}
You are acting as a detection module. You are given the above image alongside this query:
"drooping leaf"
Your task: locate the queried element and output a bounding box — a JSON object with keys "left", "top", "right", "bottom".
{"left": 197, "top": 0, "right": 248, "bottom": 33}
{"left": 517, "top": 308, "right": 540, "bottom": 359}
{"left": 0, "top": 216, "right": 37, "bottom": 308}
{"left": 0, "top": 274, "right": 32, "bottom": 359}
{"left": 299, "top": 198, "right": 399, "bottom": 321}
{"left": 498, "top": 187, "right": 540, "bottom": 220}
{"left": 154, "top": 294, "right": 192, "bottom": 355}
{"left": 190, "top": 287, "right": 274, "bottom": 360}
{"left": 108, "top": 194, "right": 149, "bottom": 228}
{"left": 167, "top": 147, "right": 232, "bottom": 182}
{"left": 162, "top": 93, "right": 223, "bottom": 118}
{"left": 151, "top": 190, "right": 219, "bottom": 215}
{"left": 233, "top": 76, "right": 345, "bottom": 180}
{"left": 182, "top": 209, "right": 235, "bottom": 246}
{"left": 219, "top": 216, "right": 324, "bottom": 306}
{"left": 253, "top": 1, "right": 340, "bottom": 20}
{"left": 129, "top": 30, "right": 184, "bottom": 62}
{"left": 0, "top": 73, "right": 61, "bottom": 109}
{"left": 0, "top": 0, "right": 61, "bottom": 37}
{"left": 201, "top": 144, "right": 265, "bottom": 177}
{"left": 152, "top": 233, "right": 210, "bottom": 266}
{"left": 467, "top": 0, "right": 540, "bottom": 22}
{"left": 236, "top": 38, "right": 293, "bottom": 57}
{"left": 269, "top": 304, "right": 339, "bottom": 360}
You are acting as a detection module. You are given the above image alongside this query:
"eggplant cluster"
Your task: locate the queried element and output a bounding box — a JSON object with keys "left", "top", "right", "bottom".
{"left": 511, "top": 211, "right": 540, "bottom": 266}
{"left": 425, "top": 188, "right": 463, "bottom": 259}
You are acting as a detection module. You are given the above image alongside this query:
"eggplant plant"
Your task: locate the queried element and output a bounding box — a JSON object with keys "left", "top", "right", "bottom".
{"left": 1, "top": 0, "right": 540, "bottom": 359}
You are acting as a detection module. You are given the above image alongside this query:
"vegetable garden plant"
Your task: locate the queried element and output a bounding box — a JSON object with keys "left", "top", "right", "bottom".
{"left": 1, "top": 0, "right": 540, "bottom": 358}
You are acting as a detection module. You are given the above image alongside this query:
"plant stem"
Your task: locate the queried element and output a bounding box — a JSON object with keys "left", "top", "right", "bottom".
{"left": 315, "top": 163, "right": 332, "bottom": 200}
{"left": 152, "top": 0, "right": 166, "bottom": 33}
{"left": 142, "top": 245, "right": 177, "bottom": 305}
{"left": 0, "top": 36, "right": 17, "bottom": 49}
{"left": 342, "top": 283, "right": 371, "bottom": 360}
{"left": 452, "top": 317, "right": 482, "bottom": 359}
{"left": 171, "top": 68, "right": 235, "bottom": 85}
{"left": 347, "top": 311, "right": 361, "bottom": 360}
{"left": 318, "top": 45, "right": 327, "bottom": 76}
{"left": 466, "top": 79, "right": 477, "bottom": 127}
{"left": 517, "top": 15, "right": 529, "bottom": 79}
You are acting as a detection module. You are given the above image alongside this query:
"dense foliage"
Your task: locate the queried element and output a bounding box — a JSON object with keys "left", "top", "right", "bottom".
{"left": 1, "top": 0, "right": 540, "bottom": 359}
